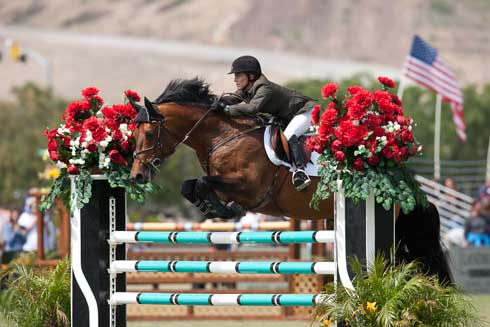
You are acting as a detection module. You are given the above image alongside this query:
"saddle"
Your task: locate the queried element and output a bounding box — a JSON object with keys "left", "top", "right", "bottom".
{"left": 269, "top": 125, "right": 311, "bottom": 165}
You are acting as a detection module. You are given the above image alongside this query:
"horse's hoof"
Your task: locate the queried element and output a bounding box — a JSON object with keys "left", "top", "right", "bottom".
{"left": 227, "top": 201, "right": 246, "bottom": 219}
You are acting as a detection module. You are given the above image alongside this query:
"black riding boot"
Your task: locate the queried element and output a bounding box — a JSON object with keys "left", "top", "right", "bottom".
{"left": 288, "top": 135, "right": 311, "bottom": 191}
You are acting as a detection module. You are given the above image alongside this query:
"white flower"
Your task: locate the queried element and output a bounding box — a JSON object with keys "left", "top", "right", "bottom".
{"left": 119, "top": 123, "right": 128, "bottom": 132}
{"left": 96, "top": 110, "right": 104, "bottom": 119}
{"left": 408, "top": 125, "right": 412, "bottom": 131}
{"left": 99, "top": 140, "right": 108, "bottom": 148}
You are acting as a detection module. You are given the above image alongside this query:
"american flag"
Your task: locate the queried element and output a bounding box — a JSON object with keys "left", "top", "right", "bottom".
{"left": 402, "top": 35, "right": 466, "bottom": 141}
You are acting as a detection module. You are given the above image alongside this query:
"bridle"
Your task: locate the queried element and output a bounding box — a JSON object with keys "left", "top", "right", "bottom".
{"left": 133, "top": 118, "right": 165, "bottom": 173}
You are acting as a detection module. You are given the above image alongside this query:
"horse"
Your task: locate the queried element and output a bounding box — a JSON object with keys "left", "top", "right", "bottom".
{"left": 128, "top": 78, "right": 452, "bottom": 282}
{"left": 129, "top": 78, "right": 332, "bottom": 220}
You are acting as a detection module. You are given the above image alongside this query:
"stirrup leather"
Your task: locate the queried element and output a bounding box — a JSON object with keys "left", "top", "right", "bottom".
{"left": 292, "top": 169, "right": 311, "bottom": 191}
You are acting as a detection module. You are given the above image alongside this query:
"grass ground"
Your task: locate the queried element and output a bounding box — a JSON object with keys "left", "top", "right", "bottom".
{"left": 1, "top": 294, "right": 489, "bottom": 326}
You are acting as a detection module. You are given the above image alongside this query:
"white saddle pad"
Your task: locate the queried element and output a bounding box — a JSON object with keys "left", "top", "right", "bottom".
{"left": 263, "top": 126, "right": 320, "bottom": 177}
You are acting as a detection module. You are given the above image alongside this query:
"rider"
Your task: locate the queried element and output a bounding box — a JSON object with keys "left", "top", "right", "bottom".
{"left": 215, "top": 55, "right": 316, "bottom": 191}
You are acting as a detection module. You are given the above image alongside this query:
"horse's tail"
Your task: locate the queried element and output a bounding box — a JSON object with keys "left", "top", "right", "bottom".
{"left": 395, "top": 202, "right": 453, "bottom": 284}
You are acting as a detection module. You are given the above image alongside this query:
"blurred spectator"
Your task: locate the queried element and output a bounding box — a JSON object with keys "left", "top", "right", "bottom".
{"left": 17, "top": 197, "right": 38, "bottom": 252}
{"left": 477, "top": 179, "right": 490, "bottom": 200}
{"left": 1, "top": 209, "right": 26, "bottom": 263}
{"left": 444, "top": 177, "right": 458, "bottom": 198}
{"left": 464, "top": 200, "right": 490, "bottom": 247}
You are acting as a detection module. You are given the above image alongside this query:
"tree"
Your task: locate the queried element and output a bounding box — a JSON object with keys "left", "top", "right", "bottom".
{"left": 0, "top": 83, "right": 68, "bottom": 206}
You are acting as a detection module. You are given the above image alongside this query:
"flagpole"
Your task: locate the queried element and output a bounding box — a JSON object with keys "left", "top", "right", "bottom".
{"left": 486, "top": 135, "right": 490, "bottom": 181}
{"left": 434, "top": 94, "right": 442, "bottom": 181}
{"left": 397, "top": 76, "right": 406, "bottom": 99}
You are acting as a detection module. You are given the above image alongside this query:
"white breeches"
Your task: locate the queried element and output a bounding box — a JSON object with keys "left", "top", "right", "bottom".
{"left": 283, "top": 108, "right": 314, "bottom": 140}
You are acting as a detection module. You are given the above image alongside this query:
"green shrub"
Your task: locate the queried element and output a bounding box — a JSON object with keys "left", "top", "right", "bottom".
{"left": 0, "top": 257, "right": 70, "bottom": 327}
{"left": 315, "top": 255, "right": 483, "bottom": 327}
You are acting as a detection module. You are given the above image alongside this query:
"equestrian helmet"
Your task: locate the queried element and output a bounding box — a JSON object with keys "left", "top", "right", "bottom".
{"left": 228, "top": 55, "right": 262, "bottom": 76}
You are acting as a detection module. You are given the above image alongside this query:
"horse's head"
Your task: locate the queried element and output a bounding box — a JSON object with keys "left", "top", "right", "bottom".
{"left": 130, "top": 97, "right": 177, "bottom": 183}
{"left": 130, "top": 78, "right": 216, "bottom": 183}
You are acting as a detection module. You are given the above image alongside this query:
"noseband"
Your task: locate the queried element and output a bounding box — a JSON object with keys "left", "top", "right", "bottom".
{"left": 133, "top": 119, "right": 165, "bottom": 173}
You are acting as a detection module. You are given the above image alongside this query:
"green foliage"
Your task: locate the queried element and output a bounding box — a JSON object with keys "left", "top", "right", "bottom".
{"left": 0, "top": 257, "right": 70, "bottom": 327}
{"left": 310, "top": 153, "right": 427, "bottom": 213}
{"left": 315, "top": 255, "right": 483, "bottom": 327}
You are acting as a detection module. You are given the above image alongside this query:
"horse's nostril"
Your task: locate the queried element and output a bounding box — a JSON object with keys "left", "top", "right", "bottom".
{"left": 134, "top": 173, "right": 144, "bottom": 184}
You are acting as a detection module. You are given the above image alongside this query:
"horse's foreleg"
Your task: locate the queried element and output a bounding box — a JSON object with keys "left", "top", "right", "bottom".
{"left": 181, "top": 179, "right": 216, "bottom": 218}
{"left": 194, "top": 176, "right": 246, "bottom": 219}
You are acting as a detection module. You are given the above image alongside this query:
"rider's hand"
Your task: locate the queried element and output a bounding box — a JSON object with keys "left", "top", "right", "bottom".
{"left": 211, "top": 101, "right": 228, "bottom": 112}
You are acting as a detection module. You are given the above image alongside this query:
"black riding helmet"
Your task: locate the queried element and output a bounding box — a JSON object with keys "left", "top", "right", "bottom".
{"left": 228, "top": 55, "right": 262, "bottom": 76}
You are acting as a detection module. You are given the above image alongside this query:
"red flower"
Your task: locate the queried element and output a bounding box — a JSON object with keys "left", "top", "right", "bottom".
{"left": 82, "top": 87, "right": 99, "bottom": 98}
{"left": 378, "top": 76, "right": 395, "bottom": 88}
{"left": 121, "top": 140, "right": 131, "bottom": 152}
{"left": 67, "top": 165, "right": 78, "bottom": 174}
{"left": 396, "top": 116, "right": 407, "bottom": 125}
{"left": 92, "top": 95, "right": 104, "bottom": 106}
{"left": 348, "top": 125, "right": 368, "bottom": 146}
{"left": 390, "top": 94, "right": 402, "bottom": 106}
{"left": 367, "top": 154, "right": 380, "bottom": 166}
{"left": 63, "top": 136, "right": 71, "bottom": 147}
{"left": 124, "top": 89, "right": 141, "bottom": 102}
{"left": 345, "top": 89, "right": 373, "bottom": 111}
{"left": 112, "top": 130, "right": 123, "bottom": 141}
{"left": 45, "top": 128, "right": 59, "bottom": 139}
{"left": 346, "top": 103, "right": 366, "bottom": 120}
{"left": 401, "top": 129, "right": 414, "bottom": 143}
{"left": 306, "top": 136, "right": 318, "bottom": 153}
{"left": 311, "top": 105, "right": 321, "bottom": 125}
{"left": 321, "top": 83, "right": 338, "bottom": 99}
{"left": 353, "top": 158, "right": 364, "bottom": 171}
{"left": 334, "top": 151, "right": 345, "bottom": 162}
{"left": 108, "top": 149, "right": 128, "bottom": 166}
{"left": 49, "top": 151, "right": 59, "bottom": 161}
{"left": 87, "top": 141, "right": 97, "bottom": 153}
{"left": 347, "top": 86, "right": 363, "bottom": 95}
{"left": 48, "top": 139, "right": 58, "bottom": 152}
{"left": 320, "top": 106, "right": 337, "bottom": 127}
{"left": 318, "top": 124, "right": 332, "bottom": 140}
{"left": 373, "top": 90, "right": 391, "bottom": 104}
{"left": 331, "top": 139, "right": 342, "bottom": 152}
{"left": 83, "top": 117, "right": 107, "bottom": 142}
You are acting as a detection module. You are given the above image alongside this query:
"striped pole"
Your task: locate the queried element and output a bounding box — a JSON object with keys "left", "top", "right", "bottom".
{"left": 110, "top": 260, "right": 335, "bottom": 275}
{"left": 111, "top": 230, "right": 334, "bottom": 244}
{"left": 127, "top": 221, "right": 291, "bottom": 232}
{"left": 109, "top": 292, "right": 324, "bottom": 306}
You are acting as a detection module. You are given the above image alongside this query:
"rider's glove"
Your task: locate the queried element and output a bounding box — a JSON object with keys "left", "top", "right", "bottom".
{"left": 211, "top": 101, "right": 228, "bottom": 113}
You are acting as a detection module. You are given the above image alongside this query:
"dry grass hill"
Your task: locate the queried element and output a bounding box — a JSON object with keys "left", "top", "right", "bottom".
{"left": 0, "top": 0, "right": 489, "bottom": 101}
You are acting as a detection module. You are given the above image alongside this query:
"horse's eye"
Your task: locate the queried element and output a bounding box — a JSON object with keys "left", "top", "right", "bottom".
{"left": 145, "top": 131, "right": 154, "bottom": 140}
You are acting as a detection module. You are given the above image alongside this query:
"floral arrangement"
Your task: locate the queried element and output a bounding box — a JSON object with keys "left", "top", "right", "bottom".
{"left": 307, "top": 77, "right": 426, "bottom": 213}
{"left": 40, "top": 87, "right": 154, "bottom": 210}
{"left": 314, "top": 256, "right": 481, "bottom": 327}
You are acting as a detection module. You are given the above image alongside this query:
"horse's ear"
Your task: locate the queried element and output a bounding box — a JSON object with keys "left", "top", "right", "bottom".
{"left": 144, "top": 97, "right": 164, "bottom": 120}
{"left": 128, "top": 97, "right": 143, "bottom": 113}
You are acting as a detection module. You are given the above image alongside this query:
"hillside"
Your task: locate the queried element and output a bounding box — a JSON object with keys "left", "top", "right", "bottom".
{"left": 0, "top": 0, "right": 489, "bottom": 103}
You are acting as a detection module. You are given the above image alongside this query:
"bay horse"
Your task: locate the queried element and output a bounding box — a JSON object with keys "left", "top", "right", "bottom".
{"left": 129, "top": 78, "right": 331, "bottom": 220}
{"left": 128, "top": 78, "right": 452, "bottom": 283}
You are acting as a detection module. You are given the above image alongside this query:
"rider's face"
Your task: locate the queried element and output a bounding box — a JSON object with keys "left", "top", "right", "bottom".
{"left": 234, "top": 73, "right": 250, "bottom": 91}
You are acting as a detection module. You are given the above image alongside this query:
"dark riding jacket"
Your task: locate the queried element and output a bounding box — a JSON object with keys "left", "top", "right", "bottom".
{"left": 225, "top": 75, "right": 315, "bottom": 123}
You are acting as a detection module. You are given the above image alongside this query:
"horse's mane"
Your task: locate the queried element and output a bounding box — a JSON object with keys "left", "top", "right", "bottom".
{"left": 154, "top": 78, "right": 215, "bottom": 107}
